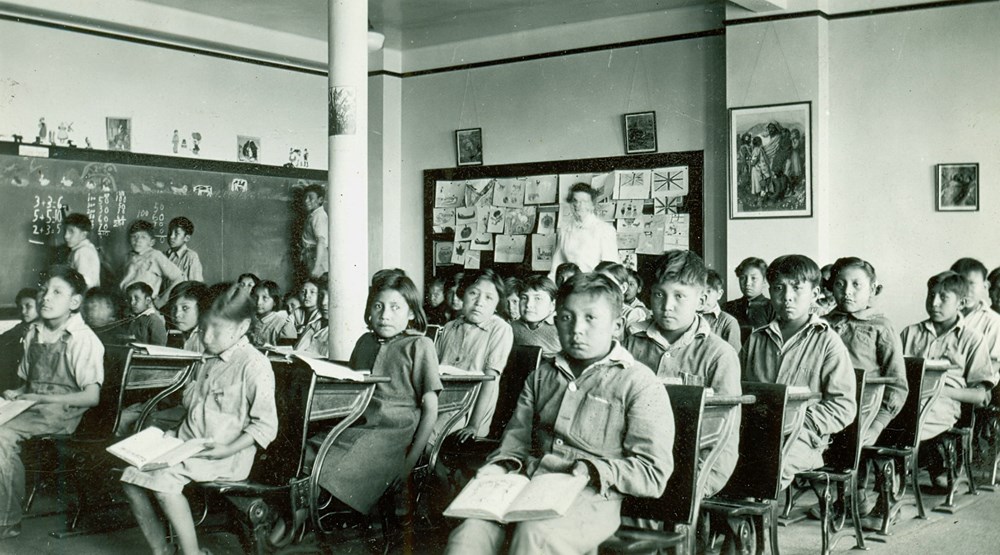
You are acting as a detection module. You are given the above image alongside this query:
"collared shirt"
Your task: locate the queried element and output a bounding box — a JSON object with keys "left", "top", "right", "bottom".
{"left": 961, "top": 300, "right": 1000, "bottom": 364}
{"left": 547, "top": 214, "right": 619, "bottom": 280}
{"left": 301, "top": 205, "right": 329, "bottom": 276}
{"left": 489, "top": 342, "right": 674, "bottom": 500}
{"left": 701, "top": 306, "right": 742, "bottom": 351}
{"left": 723, "top": 295, "right": 776, "bottom": 340}
{"left": 129, "top": 307, "right": 168, "bottom": 346}
{"left": 19, "top": 313, "right": 104, "bottom": 389}
{"left": 900, "top": 316, "right": 995, "bottom": 388}
{"left": 741, "top": 314, "right": 856, "bottom": 437}
{"left": 120, "top": 249, "right": 185, "bottom": 300}
{"left": 70, "top": 239, "right": 101, "bottom": 288}
{"left": 167, "top": 245, "right": 204, "bottom": 282}
{"left": 250, "top": 310, "right": 297, "bottom": 347}
{"left": 622, "top": 298, "right": 650, "bottom": 329}
{"left": 824, "top": 308, "right": 908, "bottom": 429}
{"left": 511, "top": 315, "right": 561, "bottom": 358}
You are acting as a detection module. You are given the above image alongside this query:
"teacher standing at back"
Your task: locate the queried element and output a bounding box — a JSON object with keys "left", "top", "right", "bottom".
{"left": 548, "top": 182, "right": 619, "bottom": 281}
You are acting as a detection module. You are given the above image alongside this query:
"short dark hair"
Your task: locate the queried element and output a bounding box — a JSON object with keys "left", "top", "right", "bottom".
{"left": 928, "top": 271, "right": 969, "bottom": 299}
{"left": 366, "top": 274, "right": 427, "bottom": 333}
{"left": 199, "top": 282, "right": 255, "bottom": 323}
{"left": 457, "top": 269, "right": 507, "bottom": 304}
{"left": 566, "top": 182, "right": 599, "bottom": 203}
{"left": 988, "top": 266, "right": 1000, "bottom": 288}
{"left": 521, "top": 275, "right": 558, "bottom": 300}
{"left": 653, "top": 250, "right": 707, "bottom": 288}
{"left": 595, "top": 262, "right": 629, "bottom": 290}
{"left": 950, "top": 257, "right": 988, "bottom": 281}
{"left": 168, "top": 216, "right": 195, "bottom": 236}
{"left": 125, "top": 281, "right": 154, "bottom": 298}
{"left": 63, "top": 213, "right": 92, "bottom": 233}
{"left": 627, "top": 268, "right": 644, "bottom": 291}
{"left": 15, "top": 287, "right": 38, "bottom": 304}
{"left": 766, "top": 255, "right": 821, "bottom": 287}
{"left": 237, "top": 273, "right": 260, "bottom": 286}
{"left": 372, "top": 268, "right": 406, "bottom": 288}
{"left": 128, "top": 219, "right": 155, "bottom": 237}
{"left": 555, "top": 263, "right": 581, "bottom": 286}
{"left": 168, "top": 281, "right": 209, "bottom": 306}
{"left": 831, "top": 257, "right": 877, "bottom": 285}
{"left": 705, "top": 269, "right": 724, "bottom": 291}
{"left": 42, "top": 265, "right": 88, "bottom": 297}
{"left": 304, "top": 184, "right": 326, "bottom": 200}
{"left": 85, "top": 286, "right": 126, "bottom": 318}
{"left": 557, "top": 272, "right": 623, "bottom": 316}
{"left": 735, "top": 257, "right": 768, "bottom": 277}
{"left": 252, "top": 280, "right": 283, "bottom": 310}
{"left": 503, "top": 277, "right": 524, "bottom": 298}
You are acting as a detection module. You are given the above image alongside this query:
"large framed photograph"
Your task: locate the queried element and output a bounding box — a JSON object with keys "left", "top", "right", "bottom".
{"left": 936, "top": 163, "right": 979, "bottom": 212}
{"left": 456, "top": 128, "right": 483, "bottom": 166}
{"left": 623, "top": 111, "right": 657, "bottom": 154}
{"left": 729, "top": 102, "right": 812, "bottom": 219}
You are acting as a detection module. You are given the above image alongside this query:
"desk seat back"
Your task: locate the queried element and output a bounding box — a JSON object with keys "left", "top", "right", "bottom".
{"left": 70, "top": 343, "right": 131, "bottom": 440}
{"left": 488, "top": 345, "right": 542, "bottom": 440}
{"left": 425, "top": 325, "right": 441, "bottom": 344}
{"left": 714, "top": 382, "right": 788, "bottom": 501}
{"left": 877, "top": 357, "right": 926, "bottom": 450}
{"left": 824, "top": 369, "right": 867, "bottom": 473}
{"left": 247, "top": 358, "right": 316, "bottom": 486}
{"left": 620, "top": 384, "right": 705, "bottom": 525}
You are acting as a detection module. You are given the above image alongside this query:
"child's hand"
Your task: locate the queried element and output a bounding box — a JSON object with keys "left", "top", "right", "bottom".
{"left": 193, "top": 442, "right": 229, "bottom": 460}
{"left": 2, "top": 390, "right": 18, "bottom": 401}
{"left": 454, "top": 425, "right": 478, "bottom": 443}
{"left": 16, "top": 393, "right": 43, "bottom": 402}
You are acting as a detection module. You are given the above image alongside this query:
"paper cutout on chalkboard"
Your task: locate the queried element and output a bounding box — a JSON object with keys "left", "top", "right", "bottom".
{"left": 492, "top": 178, "right": 525, "bottom": 208}
{"left": 619, "top": 250, "right": 637, "bottom": 271}
{"left": 536, "top": 206, "right": 557, "bottom": 235}
{"left": 654, "top": 195, "right": 684, "bottom": 215}
{"left": 435, "top": 180, "right": 465, "bottom": 208}
{"left": 531, "top": 234, "right": 556, "bottom": 271}
{"left": 471, "top": 232, "right": 494, "bottom": 251}
{"left": 636, "top": 214, "right": 666, "bottom": 255}
{"left": 524, "top": 175, "right": 558, "bottom": 205}
{"left": 452, "top": 241, "right": 470, "bottom": 265}
{"left": 454, "top": 223, "right": 476, "bottom": 242}
{"left": 651, "top": 166, "right": 688, "bottom": 198}
{"left": 464, "top": 249, "right": 482, "bottom": 269}
{"left": 614, "top": 170, "right": 652, "bottom": 200}
{"left": 615, "top": 200, "right": 644, "bottom": 220}
{"left": 495, "top": 235, "right": 526, "bottom": 263}
{"left": 434, "top": 242, "right": 454, "bottom": 267}
{"left": 505, "top": 206, "right": 537, "bottom": 235}
{"left": 616, "top": 219, "right": 641, "bottom": 250}
{"left": 456, "top": 207, "right": 477, "bottom": 226}
{"left": 465, "top": 179, "right": 495, "bottom": 208}
{"left": 432, "top": 208, "right": 455, "bottom": 229}
{"left": 486, "top": 207, "right": 506, "bottom": 233}
{"left": 663, "top": 214, "right": 690, "bottom": 249}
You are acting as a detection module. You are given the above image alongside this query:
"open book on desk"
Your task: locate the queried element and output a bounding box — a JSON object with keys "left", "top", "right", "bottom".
{"left": 131, "top": 343, "right": 203, "bottom": 358}
{"left": 0, "top": 399, "right": 36, "bottom": 427}
{"left": 106, "top": 426, "right": 211, "bottom": 471}
{"left": 291, "top": 353, "right": 370, "bottom": 381}
{"left": 444, "top": 472, "right": 588, "bottom": 523}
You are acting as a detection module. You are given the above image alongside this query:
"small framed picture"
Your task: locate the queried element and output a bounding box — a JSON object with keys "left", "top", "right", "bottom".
{"left": 456, "top": 128, "right": 483, "bottom": 166}
{"left": 106, "top": 117, "right": 132, "bottom": 151}
{"left": 937, "top": 163, "right": 979, "bottom": 211}
{"left": 623, "top": 111, "right": 657, "bottom": 154}
{"left": 237, "top": 135, "right": 261, "bottom": 163}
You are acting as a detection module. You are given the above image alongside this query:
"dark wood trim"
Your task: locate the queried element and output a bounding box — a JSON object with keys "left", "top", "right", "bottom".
{"left": 725, "top": 0, "right": 996, "bottom": 26}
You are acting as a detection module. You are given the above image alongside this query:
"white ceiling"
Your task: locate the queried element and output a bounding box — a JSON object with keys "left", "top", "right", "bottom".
{"left": 140, "top": 0, "right": 715, "bottom": 47}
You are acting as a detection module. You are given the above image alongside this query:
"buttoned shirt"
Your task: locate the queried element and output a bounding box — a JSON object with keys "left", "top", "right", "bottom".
{"left": 511, "top": 315, "right": 561, "bottom": 358}
{"left": 741, "top": 314, "right": 856, "bottom": 437}
{"left": 166, "top": 245, "right": 204, "bottom": 282}
{"left": 961, "top": 300, "right": 1000, "bottom": 365}
{"left": 120, "top": 249, "right": 184, "bottom": 300}
{"left": 301, "top": 205, "right": 329, "bottom": 276}
{"left": 489, "top": 343, "right": 674, "bottom": 500}
{"left": 900, "top": 316, "right": 995, "bottom": 389}
{"left": 701, "top": 306, "right": 742, "bottom": 351}
{"left": 19, "top": 313, "right": 104, "bottom": 389}
{"left": 70, "top": 239, "right": 101, "bottom": 288}
{"left": 824, "top": 308, "right": 908, "bottom": 429}
{"left": 622, "top": 298, "right": 650, "bottom": 329}
{"left": 548, "top": 214, "right": 619, "bottom": 280}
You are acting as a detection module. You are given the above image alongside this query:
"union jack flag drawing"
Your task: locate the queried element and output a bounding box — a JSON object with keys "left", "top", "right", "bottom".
{"left": 652, "top": 167, "right": 688, "bottom": 195}
{"left": 654, "top": 196, "right": 683, "bottom": 215}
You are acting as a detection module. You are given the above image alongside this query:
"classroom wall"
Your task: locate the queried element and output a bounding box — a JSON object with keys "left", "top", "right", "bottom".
{"left": 827, "top": 2, "right": 1000, "bottom": 326}
{"left": 400, "top": 33, "right": 729, "bottom": 287}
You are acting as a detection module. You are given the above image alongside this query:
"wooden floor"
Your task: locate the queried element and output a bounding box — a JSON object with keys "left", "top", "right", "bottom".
{"left": 5, "top": 464, "right": 1000, "bottom": 555}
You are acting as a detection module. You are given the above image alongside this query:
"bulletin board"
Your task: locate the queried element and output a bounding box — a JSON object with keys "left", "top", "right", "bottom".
{"left": 0, "top": 141, "right": 326, "bottom": 309}
{"left": 423, "top": 151, "right": 703, "bottom": 289}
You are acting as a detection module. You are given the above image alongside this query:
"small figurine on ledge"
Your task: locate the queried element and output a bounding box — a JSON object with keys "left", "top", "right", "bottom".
{"left": 36, "top": 117, "right": 47, "bottom": 144}
{"left": 191, "top": 132, "right": 202, "bottom": 155}
{"left": 12, "top": 134, "right": 22, "bottom": 143}
{"left": 85, "top": 137, "right": 92, "bottom": 149}
{"left": 172, "top": 130, "right": 180, "bottom": 153}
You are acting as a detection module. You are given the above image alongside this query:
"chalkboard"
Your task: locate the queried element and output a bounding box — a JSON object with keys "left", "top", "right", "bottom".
{"left": 0, "top": 141, "right": 326, "bottom": 309}
{"left": 423, "top": 151, "right": 704, "bottom": 297}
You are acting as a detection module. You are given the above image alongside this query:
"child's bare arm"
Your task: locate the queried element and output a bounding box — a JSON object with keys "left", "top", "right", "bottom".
{"left": 196, "top": 432, "right": 255, "bottom": 460}
{"left": 942, "top": 384, "right": 991, "bottom": 407}
{"left": 456, "top": 368, "right": 500, "bottom": 441}
{"left": 402, "top": 391, "right": 439, "bottom": 475}
{"left": 20, "top": 383, "right": 100, "bottom": 407}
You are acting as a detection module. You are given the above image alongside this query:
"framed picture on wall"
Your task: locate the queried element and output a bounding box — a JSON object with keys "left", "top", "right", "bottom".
{"left": 456, "top": 128, "right": 483, "bottom": 166}
{"left": 728, "top": 101, "right": 812, "bottom": 219}
{"left": 936, "top": 163, "right": 979, "bottom": 212}
{"left": 623, "top": 112, "right": 657, "bottom": 154}
{"left": 106, "top": 117, "right": 132, "bottom": 152}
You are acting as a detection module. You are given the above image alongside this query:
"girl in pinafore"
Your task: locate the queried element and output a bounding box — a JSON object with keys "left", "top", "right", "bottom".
{"left": 121, "top": 283, "right": 278, "bottom": 555}
{"left": 315, "top": 274, "right": 441, "bottom": 515}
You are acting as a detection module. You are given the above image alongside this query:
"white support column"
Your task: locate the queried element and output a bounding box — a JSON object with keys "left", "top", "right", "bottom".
{"left": 327, "top": 0, "right": 368, "bottom": 360}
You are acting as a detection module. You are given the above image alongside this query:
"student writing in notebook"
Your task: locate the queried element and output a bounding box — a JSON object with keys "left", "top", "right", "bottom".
{"left": 121, "top": 283, "right": 277, "bottom": 555}
{"left": 445, "top": 273, "right": 674, "bottom": 554}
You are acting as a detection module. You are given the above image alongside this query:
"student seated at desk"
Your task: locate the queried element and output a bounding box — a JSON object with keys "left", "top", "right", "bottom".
{"left": 0, "top": 288, "right": 38, "bottom": 392}
{"left": 700, "top": 269, "right": 741, "bottom": 351}
{"left": 444, "top": 273, "right": 674, "bottom": 555}
{"left": 294, "top": 285, "right": 329, "bottom": 357}
{"left": 741, "top": 254, "right": 856, "bottom": 489}
{"left": 314, "top": 274, "right": 441, "bottom": 515}
{"left": 82, "top": 287, "right": 133, "bottom": 345}
{"left": 511, "top": 275, "right": 561, "bottom": 359}
{"left": 622, "top": 268, "right": 651, "bottom": 328}
{"left": 899, "top": 271, "right": 994, "bottom": 484}
{"left": 248, "top": 280, "right": 296, "bottom": 347}
{"left": 166, "top": 281, "right": 209, "bottom": 352}
{"left": 950, "top": 258, "right": 1000, "bottom": 364}
{"left": 435, "top": 270, "right": 513, "bottom": 442}
{"left": 623, "top": 250, "right": 741, "bottom": 496}
{"left": 121, "top": 283, "right": 277, "bottom": 555}
{"left": 294, "top": 279, "right": 324, "bottom": 338}
{"left": 126, "top": 281, "right": 167, "bottom": 346}
{"left": 0, "top": 267, "right": 104, "bottom": 540}
{"left": 723, "top": 257, "right": 776, "bottom": 341}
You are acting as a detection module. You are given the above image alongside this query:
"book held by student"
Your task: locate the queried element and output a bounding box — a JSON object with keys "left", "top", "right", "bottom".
{"left": 107, "top": 426, "right": 211, "bottom": 471}
{"left": 0, "top": 399, "right": 36, "bottom": 427}
{"left": 444, "top": 471, "right": 588, "bottom": 523}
